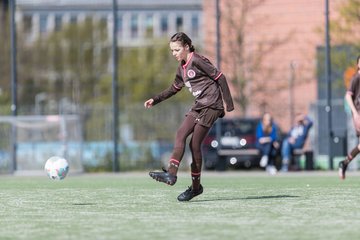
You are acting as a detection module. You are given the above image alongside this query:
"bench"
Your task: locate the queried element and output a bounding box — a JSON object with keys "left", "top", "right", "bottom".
{"left": 291, "top": 149, "right": 313, "bottom": 170}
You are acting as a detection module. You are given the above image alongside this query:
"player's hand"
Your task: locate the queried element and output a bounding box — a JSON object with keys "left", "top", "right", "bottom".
{"left": 144, "top": 99, "right": 154, "bottom": 108}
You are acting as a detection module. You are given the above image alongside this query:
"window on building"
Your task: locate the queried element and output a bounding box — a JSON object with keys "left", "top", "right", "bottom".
{"left": 160, "top": 14, "right": 168, "bottom": 36}
{"left": 130, "top": 13, "right": 138, "bottom": 39}
{"left": 176, "top": 15, "right": 183, "bottom": 32}
{"left": 70, "top": 15, "right": 77, "bottom": 25}
{"left": 99, "top": 16, "right": 107, "bottom": 29}
{"left": 23, "top": 15, "right": 32, "bottom": 33}
{"left": 39, "top": 14, "right": 48, "bottom": 33}
{"left": 191, "top": 14, "right": 199, "bottom": 38}
{"left": 54, "top": 14, "right": 62, "bottom": 31}
{"left": 145, "top": 14, "right": 153, "bottom": 38}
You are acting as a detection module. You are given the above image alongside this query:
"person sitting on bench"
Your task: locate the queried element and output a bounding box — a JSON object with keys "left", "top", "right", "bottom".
{"left": 281, "top": 113, "right": 313, "bottom": 172}
{"left": 256, "top": 112, "right": 280, "bottom": 175}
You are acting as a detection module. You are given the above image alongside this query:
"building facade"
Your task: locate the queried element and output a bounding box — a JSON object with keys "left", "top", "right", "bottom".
{"left": 203, "top": 0, "right": 350, "bottom": 162}
{"left": 203, "top": 0, "right": 344, "bottom": 128}
{"left": 16, "top": 0, "right": 203, "bottom": 46}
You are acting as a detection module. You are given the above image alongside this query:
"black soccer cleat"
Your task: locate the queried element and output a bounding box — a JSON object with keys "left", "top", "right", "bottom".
{"left": 149, "top": 168, "right": 177, "bottom": 186}
{"left": 338, "top": 160, "right": 348, "bottom": 180}
{"left": 177, "top": 185, "right": 203, "bottom": 202}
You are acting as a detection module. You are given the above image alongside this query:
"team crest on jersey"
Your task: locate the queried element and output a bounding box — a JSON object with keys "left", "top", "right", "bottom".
{"left": 187, "top": 69, "right": 196, "bottom": 78}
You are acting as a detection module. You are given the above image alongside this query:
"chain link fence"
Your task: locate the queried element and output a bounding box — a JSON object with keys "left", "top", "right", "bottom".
{"left": 0, "top": 101, "right": 191, "bottom": 173}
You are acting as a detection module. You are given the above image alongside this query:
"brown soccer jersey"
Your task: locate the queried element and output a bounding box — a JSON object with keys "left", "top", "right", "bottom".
{"left": 152, "top": 52, "right": 234, "bottom": 112}
{"left": 348, "top": 72, "right": 360, "bottom": 112}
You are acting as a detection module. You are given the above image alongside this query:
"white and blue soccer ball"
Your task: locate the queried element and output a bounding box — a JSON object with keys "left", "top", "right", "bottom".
{"left": 44, "top": 156, "right": 69, "bottom": 180}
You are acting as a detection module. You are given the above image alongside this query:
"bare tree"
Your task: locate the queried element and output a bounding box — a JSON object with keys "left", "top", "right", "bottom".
{"left": 221, "top": 0, "right": 292, "bottom": 115}
{"left": 330, "top": 0, "right": 360, "bottom": 48}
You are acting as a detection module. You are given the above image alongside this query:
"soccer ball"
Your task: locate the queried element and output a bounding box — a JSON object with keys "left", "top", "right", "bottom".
{"left": 44, "top": 156, "right": 69, "bottom": 180}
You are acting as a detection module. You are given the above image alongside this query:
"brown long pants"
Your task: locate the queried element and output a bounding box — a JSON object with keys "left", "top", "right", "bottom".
{"left": 168, "top": 114, "right": 210, "bottom": 176}
{"left": 168, "top": 108, "right": 223, "bottom": 189}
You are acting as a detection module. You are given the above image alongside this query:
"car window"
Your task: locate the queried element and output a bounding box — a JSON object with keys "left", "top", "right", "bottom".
{"left": 221, "top": 120, "right": 257, "bottom": 136}
{"left": 206, "top": 118, "right": 259, "bottom": 138}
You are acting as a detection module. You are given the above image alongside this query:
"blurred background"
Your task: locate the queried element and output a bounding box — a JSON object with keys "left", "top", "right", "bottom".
{"left": 0, "top": 0, "right": 359, "bottom": 174}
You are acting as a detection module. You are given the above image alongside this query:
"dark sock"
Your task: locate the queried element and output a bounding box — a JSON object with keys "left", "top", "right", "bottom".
{"left": 191, "top": 172, "right": 201, "bottom": 191}
{"left": 345, "top": 147, "right": 360, "bottom": 164}
{"left": 190, "top": 161, "right": 202, "bottom": 190}
{"left": 168, "top": 158, "right": 179, "bottom": 176}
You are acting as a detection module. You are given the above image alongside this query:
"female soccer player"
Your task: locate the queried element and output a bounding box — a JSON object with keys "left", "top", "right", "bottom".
{"left": 144, "top": 32, "right": 234, "bottom": 201}
{"left": 339, "top": 55, "right": 360, "bottom": 179}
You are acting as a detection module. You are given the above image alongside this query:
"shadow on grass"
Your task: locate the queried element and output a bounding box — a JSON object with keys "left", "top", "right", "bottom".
{"left": 191, "top": 195, "right": 300, "bottom": 202}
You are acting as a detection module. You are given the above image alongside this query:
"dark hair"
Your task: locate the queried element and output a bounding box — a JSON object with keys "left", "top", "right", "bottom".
{"left": 170, "top": 32, "right": 195, "bottom": 52}
{"left": 357, "top": 55, "right": 360, "bottom": 70}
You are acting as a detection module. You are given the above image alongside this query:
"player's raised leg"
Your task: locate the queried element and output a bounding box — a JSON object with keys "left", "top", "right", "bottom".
{"left": 149, "top": 115, "right": 196, "bottom": 186}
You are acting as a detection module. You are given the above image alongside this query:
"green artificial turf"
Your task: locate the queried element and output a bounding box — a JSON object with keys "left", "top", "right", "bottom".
{"left": 0, "top": 171, "right": 359, "bottom": 240}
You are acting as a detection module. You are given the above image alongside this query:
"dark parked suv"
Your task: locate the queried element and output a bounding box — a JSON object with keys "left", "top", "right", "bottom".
{"left": 202, "top": 117, "right": 261, "bottom": 170}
